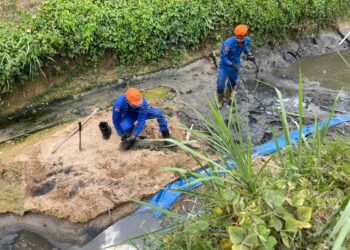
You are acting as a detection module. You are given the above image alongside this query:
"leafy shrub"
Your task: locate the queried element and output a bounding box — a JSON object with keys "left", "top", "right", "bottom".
{"left": 1, "top": 0, "right": 350, "bottom": 94}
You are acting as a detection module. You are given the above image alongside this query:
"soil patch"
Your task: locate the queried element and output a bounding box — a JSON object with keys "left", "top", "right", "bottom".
{"left": 1, "top": 110, "right": 197, "bottom": 223}
{"left": 0, "top": 162, "right": 25, "bottom": 215}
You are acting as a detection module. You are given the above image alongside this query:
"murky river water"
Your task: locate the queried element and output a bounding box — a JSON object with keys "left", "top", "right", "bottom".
{"left": 14, "top": 231, "right": 55, "bottom": 250}
{"left": 279, "top": 50, "right": 350, "bottom": 90}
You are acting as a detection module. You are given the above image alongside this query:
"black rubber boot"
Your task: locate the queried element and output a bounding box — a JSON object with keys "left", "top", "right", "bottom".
{"left": 99, "top": 122, "right": 112, "bottom": 140}
{"left": 161, "top": 129, "right": 171, "bottom": 138}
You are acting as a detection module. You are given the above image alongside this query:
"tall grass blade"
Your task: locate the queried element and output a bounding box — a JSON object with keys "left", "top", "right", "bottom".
{"left": 298, "top": 66, "right": 303, "bottom": 168}
{"left": 129, "top": 199, "right": 184, "bottom": 221}
{"left": 320, "top": 91, "right": 341, "bottom": 141}
{"left": 332, "top": 219, "right": 350, "bottom": 250}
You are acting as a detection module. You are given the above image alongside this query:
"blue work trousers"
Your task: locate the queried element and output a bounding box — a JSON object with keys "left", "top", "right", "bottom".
{"left": 216, "top": 67, "right": 238, "bottom": 94}
{"left": 120, "top": 107, "right": 168, "bottom": 134}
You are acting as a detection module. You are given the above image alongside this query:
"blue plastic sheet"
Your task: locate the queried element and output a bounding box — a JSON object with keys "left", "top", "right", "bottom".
{"left": 135, "top": 114, "right": 350, "bottom": 218}
{"left": 252, "top": 114, "right": 350, "bottom": 156}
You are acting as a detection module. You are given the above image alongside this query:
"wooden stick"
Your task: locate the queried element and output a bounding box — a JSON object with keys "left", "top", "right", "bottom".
{"left": 78, "top": 122, "right": 82, "bottom": 151}
{"left": 51, "top": 108, "right": 99, "bottom": 154}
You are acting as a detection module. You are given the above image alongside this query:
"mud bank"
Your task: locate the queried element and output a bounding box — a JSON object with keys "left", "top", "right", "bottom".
{"left": 0, "top": 111, "right": 198, "bottom": 249}
{"left": 1, "top": 25, "right": 350, "bottom": 248}
{"left": 1, "top": 110, "right": 197, "bottom": 222}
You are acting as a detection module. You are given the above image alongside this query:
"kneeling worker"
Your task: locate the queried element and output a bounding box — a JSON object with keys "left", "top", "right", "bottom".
{"left": 112, "top": 87, "right": 170, "bottom": 150}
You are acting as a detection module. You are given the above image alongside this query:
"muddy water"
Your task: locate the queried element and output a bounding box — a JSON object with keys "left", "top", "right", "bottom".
{"left": 14, "top": 231, "right": 56, "bottom": 250}
{"left": 279, "top": 50, "right": 350, "bottom": 90}
{"left": 0, "top": 230, "right": 55, "bottom": 250}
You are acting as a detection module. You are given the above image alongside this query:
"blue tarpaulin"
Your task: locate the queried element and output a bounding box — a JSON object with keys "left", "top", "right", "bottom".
{"left": 135, "top": 114, "right": 350, "bottom": 218}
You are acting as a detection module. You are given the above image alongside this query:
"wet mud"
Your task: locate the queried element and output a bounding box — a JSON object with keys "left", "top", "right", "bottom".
{"left": 1, "top": 26, "right": 350, "bottom": 249}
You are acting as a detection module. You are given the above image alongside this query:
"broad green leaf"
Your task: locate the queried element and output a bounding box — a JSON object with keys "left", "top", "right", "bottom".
{"left": 290, "top": 197, "right": 304, "bottom": 207}
{"left": 275, "top": 207, "right": 294, "bottom": 219}
{"left": 196, "top": 220, "right": 209, "bottom": 231}
{"left": 252, "top": 215, "right": 265, "bottom": 225}
{"left": 285, "top": 218, "right": 311, "bottom": 233}
{"left": 290, "top": 190, "right": 308, "bottom": 207}
{"left": 232, "top": 244, "right": 249, "bottom": 250}
{"left": 244, "top": 233, "right": 259, "bottom": 245}
{"left": 267, "top": 236, "right": 278, "bottom": 248}
{"left": 257, "top": 224, "right": 269, "bottom": 238}
{"left": 186, "top": 220, "right": 209, "bottom": 233}
{"left": 263, "top": 190, "right": 285, "bottom": 208}
{"left": 258, "top": 235, "right": 278, "bottom": 250}
{"left": 296, "top": 207, "right": 312, "bottom": 222}
{"left": 243, "top": 224, "right": 255, "bottom": 234}
{"left": 281, "top": 231, "right": 290, "bottom": 248}
{"left": 228, "top": 226, "right": 245, "bottom": 244}
{"left": 269, "top": 216, "right": 283, "bottom": 231}
{"left": 222, "top": 189, "right": 235, "bottom": 201}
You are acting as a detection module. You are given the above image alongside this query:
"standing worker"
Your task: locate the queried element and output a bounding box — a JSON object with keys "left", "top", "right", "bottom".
{"left": 216, "top": 24, "right": 256, "bottom": 109}
{"left": 112, "top": 87, "right": 170, "bottom": 150}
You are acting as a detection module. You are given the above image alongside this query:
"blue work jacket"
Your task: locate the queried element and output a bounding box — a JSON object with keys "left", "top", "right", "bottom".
{"left": 219, "top": 36, "right": 251, "bottom": 70}
{"left": 112, "top": 94, "right": 148, "bottom": 137}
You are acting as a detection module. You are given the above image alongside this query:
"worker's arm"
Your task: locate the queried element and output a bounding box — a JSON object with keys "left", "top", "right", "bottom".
{"left": 244, "top": 47, "right": 251, "bottom": 55}
{"left": 243, "top": 36, "right": 251, "bottom": 55}
{"left": 112, "top": 98, "right": 124, "bottom": 136}
{"left": 220, "top": 42, "right": 233, "bottom": 67}
{"left": 133, "top": 103, "right": 148, "bottom": 137}
{"left": 243, "top": 37, "right": 255, "bottom": 62}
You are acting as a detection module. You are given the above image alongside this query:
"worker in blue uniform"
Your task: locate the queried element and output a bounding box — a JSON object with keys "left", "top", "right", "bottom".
{"left": 112, "top": 87, "right": 170, "bottom": 150}
{"left": 217, "top": 24, "right": 256, "bottom": 109}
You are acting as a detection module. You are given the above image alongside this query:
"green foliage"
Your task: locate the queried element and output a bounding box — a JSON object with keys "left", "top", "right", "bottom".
{"left": 1, "top": 0, "right": 350, "bottom": 94}
{"left": 128, "top": 75, "right": 350, "bottom": 249}
{"left": 327, "top": 199, "right": 350, "bottom": 249}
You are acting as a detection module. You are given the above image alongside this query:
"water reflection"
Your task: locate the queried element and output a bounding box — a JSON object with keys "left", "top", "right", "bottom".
{"left": 14, "top": 230, "right": 56, "bottom": 250}
{"left": 280, "top": 50, "right": 350, "bottom": 90}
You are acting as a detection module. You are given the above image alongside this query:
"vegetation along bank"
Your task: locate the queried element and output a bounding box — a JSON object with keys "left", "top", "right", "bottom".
{"left": 1, "top": 0, "right": 350, "bottom": 95}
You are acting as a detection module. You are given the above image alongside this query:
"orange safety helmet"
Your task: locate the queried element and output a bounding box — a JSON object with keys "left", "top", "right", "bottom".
{"left": 234, "top": 24, "right": 248, "bottom": 36}
{"left": 125, "top": 87, "right": 143, "bottom": 106}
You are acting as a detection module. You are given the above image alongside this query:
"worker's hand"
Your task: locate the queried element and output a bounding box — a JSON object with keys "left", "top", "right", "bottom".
{"left": 121, "top": 136, "right": 136, "bottom": 150}
{"left": 231, "top": 63, "right": 239, "bottom": 71}
{"left": 121, "top": 133, "right": 128, "bottom": 142}
{"left": 129, "top": 136, "right": 136, "bottom": 143}
{"left": 247, "top": 52, "right": 256, "bottom": 62}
